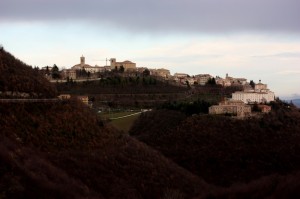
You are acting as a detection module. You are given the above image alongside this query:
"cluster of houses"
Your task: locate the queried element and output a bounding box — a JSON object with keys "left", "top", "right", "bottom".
{"left": 46, "top": 55, "right": 275, "bottom": 118}
{"left": 42, "top": 56, "right": 171, "bottom": 81}
{"left": 41, "top": 55, "right": 220, "bottom": 85}
{"left": 42, "top": 55, "right": 263, "bottom": 89}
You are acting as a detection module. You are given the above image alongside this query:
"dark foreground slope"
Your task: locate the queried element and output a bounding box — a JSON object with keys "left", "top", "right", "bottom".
{"left": 0, "top": 100, "right": 212, "bottom": 199}
{"left": 130, "top": 102, "right": 300, "bottom": 192}
{"left": 0, "top": 47, "right": 56, "bottom": 98}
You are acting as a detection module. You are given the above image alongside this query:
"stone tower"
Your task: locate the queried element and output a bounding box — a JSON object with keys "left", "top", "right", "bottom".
{"left": 110, "top": 58, "right": 116, "bottom": 70}
{"left": 80, "top": 55, "right": 85, "bottom": 66}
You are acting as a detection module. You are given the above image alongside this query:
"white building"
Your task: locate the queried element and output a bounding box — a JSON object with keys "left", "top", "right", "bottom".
{"left": 83, "top": 66, "right": 102, "bottom": 73}
{"left": 232, "top": 80, "right": 275, "bottom": 103}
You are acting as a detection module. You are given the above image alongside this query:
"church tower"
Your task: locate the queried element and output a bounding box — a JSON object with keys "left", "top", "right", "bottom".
{"left": 110, "top": 58, "right": 116, "bottom": 70}
{"left": 80, "top": 55, "right": 85, "bottom": 66}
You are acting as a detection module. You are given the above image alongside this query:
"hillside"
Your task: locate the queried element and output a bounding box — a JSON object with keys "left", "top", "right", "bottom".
{"left": 130, "top": 102, "right": 300, "bottom": 187}
{"left": 0, "top": 47, "right": 56, "bottom": 98}
{"left": 0, "top": 48, "right": 212, "bottom": 198}
{"left": 0, "top": 100, "right": 215, "bottom": 199}
{"left": 2, "top": 48, "right": 300, "bottom": 198}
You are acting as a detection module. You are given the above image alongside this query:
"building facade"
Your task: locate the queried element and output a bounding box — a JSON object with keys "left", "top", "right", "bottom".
{"left": 194, "top": 74, "right": 212, "bottom": 85}
{"left": 110, "top": 58, "right": 136, "bottom": 71}
{"left": 232, "top": 91, "right": 275, "bottom": 104}
{"left": 150, "top": 68, "right": 171, "bottom": 78}
{"left": 232, "top": 81, "right": 275, "bottom": 103}
{"left": 209, "top": 100, "right": 251, "bottom": 118}
{"left": 62, "top": 69, "right": 77, "bottom": 80}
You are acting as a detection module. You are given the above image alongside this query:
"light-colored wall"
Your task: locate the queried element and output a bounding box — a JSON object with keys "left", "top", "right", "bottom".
{"left": 232, "top": 91, "right": 275, "bottom": 103}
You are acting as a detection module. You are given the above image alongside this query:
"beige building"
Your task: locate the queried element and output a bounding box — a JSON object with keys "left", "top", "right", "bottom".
{"left": 209, "top": 100, "right": 251, "bottom": 118}
{"left": 72, "top": 55, "right": 92, "bottom": 70}
{"left": 254, "top": 80, "right": 268, "bottom": 91}
{"left": 216, "top": 74, "right": 247, "bottom": 87}
{"left": 195, "top": 74, "right": 212, "bottom": 85}
{"left": 62, "top": 69, "right": 77, "bottom": 80}
{"left": 216, "top": 77, "right": 231, "bottom": 87}
{"left": 150, "top": 68, "right": 171, "bottom": 78}
{"left": 71, "top": 55, "right": 102, "bottom": 74}
{"left": 110, "top": 58, "right": 136, "bottom": 72}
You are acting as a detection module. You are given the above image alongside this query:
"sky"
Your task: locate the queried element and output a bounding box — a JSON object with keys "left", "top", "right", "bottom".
{"left": 0, "top": 0, "right": 299, "bottom": 99}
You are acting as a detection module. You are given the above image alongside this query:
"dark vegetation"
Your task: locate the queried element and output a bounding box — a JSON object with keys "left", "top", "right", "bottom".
{"left": 130, "top": 102, "right": 300, "bottom": 188}
{"left": 56, "top": 75, "right": 188, "bottom": 94}
{"left": 160, "top": 99, "right": 212, "bottom": 115}
{"left": 56, "top": 76, "right": 242, "bottom": 110}
{"left": 1, "top": 47, "right": 300, "bottom": 198}
{"left": 0, "top": 47, "right": 56, "bottom": 98}
{"left": 0, "top": 100, "right": 212, "bottom": 199}
{"left": 56, "top": 75, "right": 190, "bottom": 108}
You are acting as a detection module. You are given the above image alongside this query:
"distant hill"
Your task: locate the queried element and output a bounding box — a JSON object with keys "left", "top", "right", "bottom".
{"left": 292, "top": 99, "right": 300, "bottom": 108}
{"left": 0, "top": 47, "right": 57, "bottom": 98}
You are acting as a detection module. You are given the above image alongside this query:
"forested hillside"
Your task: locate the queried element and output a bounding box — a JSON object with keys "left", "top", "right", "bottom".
{"left": 2, "top": 48, "right": 300, "bottom": 198}
{"left": 0, "top": 47, "right": 56, "bottom": 98}
{"left": 130, "top": 102, "right": 300, "bottom": 196}
{"left": 0, "top": 100, "right": 214, "bottom": 198}
{"left": 0, "top": 48, "right": 211, "bottom": 199}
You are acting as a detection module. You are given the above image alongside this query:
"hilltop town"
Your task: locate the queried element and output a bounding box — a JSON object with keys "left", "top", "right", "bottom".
{"left": 40, "top": 55, "right": 276, "bottom": 118}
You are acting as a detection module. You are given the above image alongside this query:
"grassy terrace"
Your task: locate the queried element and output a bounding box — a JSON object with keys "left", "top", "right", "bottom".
{"left": 98, "top": 110, "right": 142, "bottom": 133}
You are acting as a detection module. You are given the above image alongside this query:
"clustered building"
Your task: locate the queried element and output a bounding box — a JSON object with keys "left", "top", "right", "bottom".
{"left": 209, "top": 79, "right": 274, "bottom": 118}
{"left": 216, "top": 73, "right": 247, "bottom": 87}
{"left": 47, "top": 56, "right": 275, "bottom": 118}
{"left": 58, "top": 55, "right": 171, "bottom": 80}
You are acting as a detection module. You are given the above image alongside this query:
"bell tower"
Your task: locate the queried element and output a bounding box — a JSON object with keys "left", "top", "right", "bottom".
{"left": 110, "top": 58, "right": 116, "bottom": 69}
{"left": 80, "top": 55, "right": 85, "bottom": 66}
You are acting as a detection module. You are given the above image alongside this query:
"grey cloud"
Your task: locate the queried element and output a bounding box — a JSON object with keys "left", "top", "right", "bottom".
{"left": 1, "top": 0, "right": 300, "bottom": 33}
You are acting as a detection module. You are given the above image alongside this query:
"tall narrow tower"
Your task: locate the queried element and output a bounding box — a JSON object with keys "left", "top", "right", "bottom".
{"left": 80, "top": 55, "right": 85, "bottom": 66}
{"left": 110, "top": 58, "right": 116, "bottom": 70}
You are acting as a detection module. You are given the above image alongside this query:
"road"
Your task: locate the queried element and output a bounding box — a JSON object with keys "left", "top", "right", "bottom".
{"left": 0, "top": 99, "right": 60, "bottom": 103}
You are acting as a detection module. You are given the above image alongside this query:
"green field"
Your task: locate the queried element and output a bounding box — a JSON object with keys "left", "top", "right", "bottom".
{"left": 99, "top": 111, "right": 141, "bottom": 133}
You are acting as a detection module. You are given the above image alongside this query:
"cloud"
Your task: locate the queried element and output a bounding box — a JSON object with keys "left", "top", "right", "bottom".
{"left": 275, "top": 70, "right": 300, "bottom": 75}
{"left": 252, "top": 52, "right": 300, "bottom": 58}
{"left": 1, "top": 0, "right": 300, "bottom": 33}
